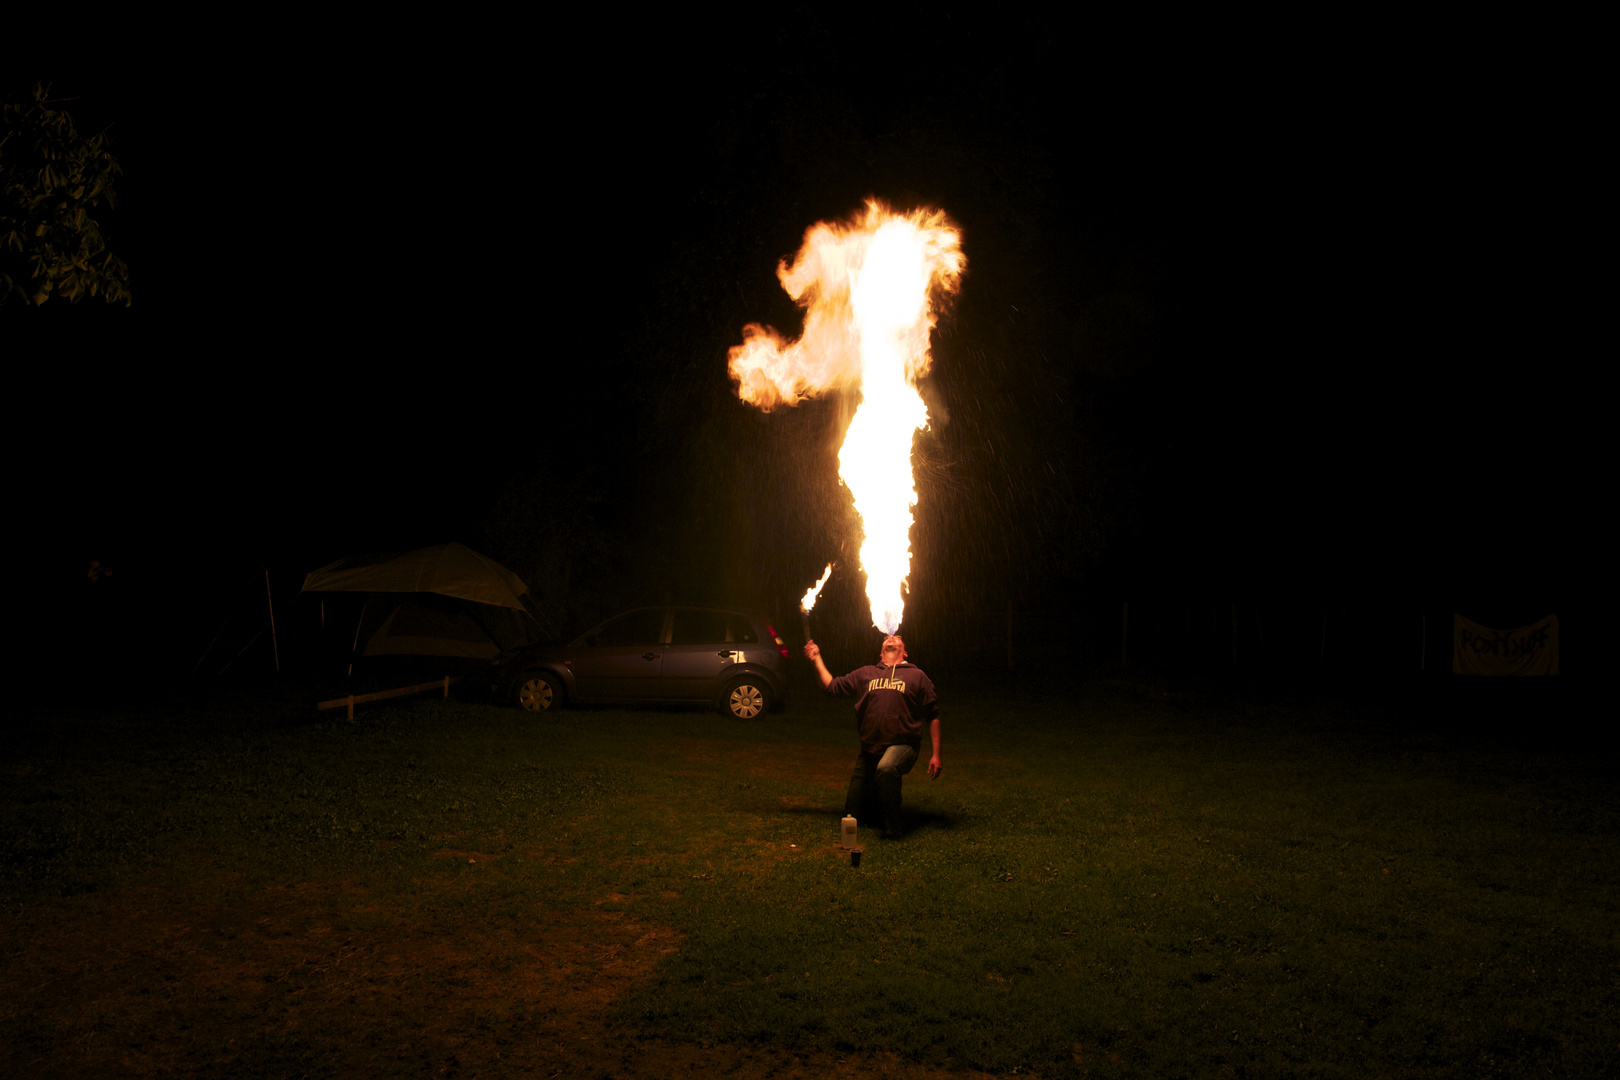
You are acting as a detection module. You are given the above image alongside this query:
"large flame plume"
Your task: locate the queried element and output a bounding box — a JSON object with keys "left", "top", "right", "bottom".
{"left": 729, "top": 201, "right": 964, "bottom": 634}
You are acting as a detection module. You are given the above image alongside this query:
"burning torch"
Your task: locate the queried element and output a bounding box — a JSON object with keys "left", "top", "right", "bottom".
{"left": 799, "top": 563, "right": 834, "bottom": 643}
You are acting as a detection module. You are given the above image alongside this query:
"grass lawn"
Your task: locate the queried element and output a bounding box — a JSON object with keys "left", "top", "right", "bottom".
{"left": 2, "top": 678, "right": 1615, "bottom": 1078}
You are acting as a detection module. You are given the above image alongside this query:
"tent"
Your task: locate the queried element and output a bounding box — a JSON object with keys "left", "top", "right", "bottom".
{"left": 302, "top": 543, "right": 541, "bottom": 661}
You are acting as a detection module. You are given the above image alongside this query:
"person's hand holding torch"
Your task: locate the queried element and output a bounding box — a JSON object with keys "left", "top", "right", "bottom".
{"left": 803, "top": 640, "right": 833, "bottom": 688}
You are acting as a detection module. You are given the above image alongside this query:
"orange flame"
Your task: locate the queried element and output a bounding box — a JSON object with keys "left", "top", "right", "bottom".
{"left": 800, "top": 563, "right": 835, "bottom": 613}
{"left": 729, "top": 200, "right": 963, "bottom": 634}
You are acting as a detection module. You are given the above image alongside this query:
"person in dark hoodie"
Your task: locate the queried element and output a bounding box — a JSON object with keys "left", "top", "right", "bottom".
{"left": 803, "top": 634, "right": 940, "bottom": 839}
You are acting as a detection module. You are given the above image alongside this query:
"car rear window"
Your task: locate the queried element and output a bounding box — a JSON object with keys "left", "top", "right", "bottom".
{"left": 726, "top": 614, "right": 758, "bottom": 643}
{"left": 590, "top": 609, "right": 666, "bottom": 646}
{"left": 671, "top": 608, "right": 729, "bottom": 645}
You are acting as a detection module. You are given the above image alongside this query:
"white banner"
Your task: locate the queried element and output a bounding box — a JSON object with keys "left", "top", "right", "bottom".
{"left": 1453, "top": 614, "right": 1559, "bottom": 676}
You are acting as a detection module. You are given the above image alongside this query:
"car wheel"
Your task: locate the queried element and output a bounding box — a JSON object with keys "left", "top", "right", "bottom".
{"left": 722, "top": 676, "right": 770, "bottom": 720}
{"left": 514, "top": 671, "right": 563, "bottom": 713}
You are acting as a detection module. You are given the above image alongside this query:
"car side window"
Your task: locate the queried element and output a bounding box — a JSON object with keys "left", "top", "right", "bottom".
{"left": 671, "top": 609, "right": 729, "bottom": 645}
{"left": 726, "top": 614, "right": 758, "bottom": 644}
{"left": 590, "top": 609, "right": 666, "bottom": 646}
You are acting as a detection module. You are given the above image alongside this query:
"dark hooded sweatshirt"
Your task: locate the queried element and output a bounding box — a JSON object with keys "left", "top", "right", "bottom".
{"left": 825, "top": 662, "right": 939, "bottom": 755}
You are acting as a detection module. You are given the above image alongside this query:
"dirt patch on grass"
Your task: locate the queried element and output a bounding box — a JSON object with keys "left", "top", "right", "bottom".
{"left": 0, "top": 865, "right": 679, "bottom": 1078}
{"left": 0, "top": 865, "right": 1004, "bottom": 1079}
{"left": 432, "top": 848, "right": 504, "bottom": 863}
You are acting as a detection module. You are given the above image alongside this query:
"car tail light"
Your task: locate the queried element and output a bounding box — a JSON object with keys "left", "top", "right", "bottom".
{"left": 767, "top": 624, "right": 788, "bottom": 657}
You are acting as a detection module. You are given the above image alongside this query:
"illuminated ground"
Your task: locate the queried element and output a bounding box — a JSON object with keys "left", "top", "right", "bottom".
{"left": 3, "top": 680, "right": 1612, "bottom": 1078}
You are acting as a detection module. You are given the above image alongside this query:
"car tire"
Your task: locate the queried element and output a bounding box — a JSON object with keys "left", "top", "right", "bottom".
{"left": 513, "top": 671, "right": 563, "bottom": 713}
{"left": 721, "top": 676, "right": 771, "bottom": 720}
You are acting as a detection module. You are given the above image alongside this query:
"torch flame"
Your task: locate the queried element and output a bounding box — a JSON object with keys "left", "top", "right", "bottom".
{"left": 800, "top": 563, "right": 835, "bottom": 613}
{"left": 730, "top": 201, "right": 963, "bottom": 634}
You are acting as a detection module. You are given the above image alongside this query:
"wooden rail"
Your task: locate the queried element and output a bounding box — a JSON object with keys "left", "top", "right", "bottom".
{"left": 317, "top": 676, "right": 461, "bottom": 720}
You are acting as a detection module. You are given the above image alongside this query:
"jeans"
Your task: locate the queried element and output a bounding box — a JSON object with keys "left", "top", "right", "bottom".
{"left": 845, "top": 744, "right": 917, "bottom": 835}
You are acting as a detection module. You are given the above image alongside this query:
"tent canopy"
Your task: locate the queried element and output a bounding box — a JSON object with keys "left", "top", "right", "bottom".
{"left": 302, "top": 543, "right": 541, "bottom": 661}
{"left": 302, "top": 542, "right": 530, "bottom": 611}
{"left": 361, "top": 593, "right": 532, "bottom": 659}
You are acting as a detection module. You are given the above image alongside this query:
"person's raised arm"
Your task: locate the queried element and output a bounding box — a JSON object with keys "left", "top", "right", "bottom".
{"left": 803, "top": 640, "right": 834, "bottom": 688}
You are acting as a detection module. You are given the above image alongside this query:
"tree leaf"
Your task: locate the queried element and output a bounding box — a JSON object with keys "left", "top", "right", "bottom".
{"left": 1, "top": 86, "right": 131, "bottom": 307}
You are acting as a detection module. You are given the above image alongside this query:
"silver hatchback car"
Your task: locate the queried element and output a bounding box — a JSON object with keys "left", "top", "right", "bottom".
{"left": 491, "top": 606, "right": 789, "bottom": 719}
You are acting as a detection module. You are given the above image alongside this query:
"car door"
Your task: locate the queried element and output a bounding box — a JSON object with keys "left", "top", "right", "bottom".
{"left": 570, "top": 608, "right": 667, "bottom": 700}
{"left": 659, "top": 608, "right": 738, "bottom": 698}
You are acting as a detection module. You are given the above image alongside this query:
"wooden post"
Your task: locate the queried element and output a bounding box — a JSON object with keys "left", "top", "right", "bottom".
{"left": 1121, "top": 601, "right": 1130, "bottom": 667}
{"left": 318, "top": 677, "right": 462, "bottom": 718}
{"left": 265, "top": 569, "right": 281, "bottom": 674}
{"left": 444, "top": 675, "right": 451, "bottom": 699}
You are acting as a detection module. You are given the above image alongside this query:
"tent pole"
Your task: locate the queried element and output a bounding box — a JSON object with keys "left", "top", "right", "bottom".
{"left": 220, "top": 629, "right": 264, "bottom": 675}
{"left": 192, "top": 571, "right": 258, "bottom": 677}
{"left": 1121, "top": 600, "right": 1129, "bottom": 667}
{"left": 191, "top": 615, "right": 230, "bottom": 677}
{"left": 348, "top": 596, "right": 369, "bottom": 678}
{"left": 265, "top": 569, "right": 281, "bottom": 674}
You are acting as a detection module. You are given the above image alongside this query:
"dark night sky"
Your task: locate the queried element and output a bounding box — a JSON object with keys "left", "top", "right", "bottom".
{"left": 9, "top": 26, "right": 1593, "bottom": 673}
